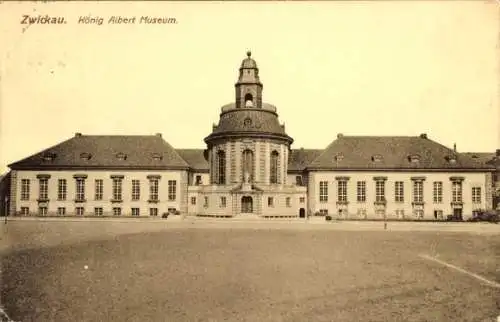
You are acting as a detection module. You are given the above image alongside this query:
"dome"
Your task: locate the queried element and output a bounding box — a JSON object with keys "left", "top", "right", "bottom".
{"left": 220, "top": 102, "right": 277, "bottom": 113}
{"left": 205, "top": 108, "right": 293, "bottom": 144}
{"left": 240, "top": 51, "right": 258, "bottom": 69}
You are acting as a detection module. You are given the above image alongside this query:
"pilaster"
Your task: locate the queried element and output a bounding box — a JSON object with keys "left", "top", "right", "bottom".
{"left": 9, "top": 170, "right": 17, "bottom": 216}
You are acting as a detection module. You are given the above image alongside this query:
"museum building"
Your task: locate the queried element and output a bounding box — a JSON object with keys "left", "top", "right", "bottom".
{"left": 4, "top": 52, "right": 498, "bottom": 220}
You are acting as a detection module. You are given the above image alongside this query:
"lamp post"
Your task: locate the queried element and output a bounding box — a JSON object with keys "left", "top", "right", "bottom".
{"left": 4, "top": 196, "right": 8, "bottom": 224}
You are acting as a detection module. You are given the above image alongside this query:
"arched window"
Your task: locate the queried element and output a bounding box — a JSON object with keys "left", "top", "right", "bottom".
{"left": 244, "top": 93, "right": 253, "bottom": 102}
{"left": 270, "top": 150, "right": 279, "bottom": 184}
{"left": 217, "top": 151, "right": 226, "bottom": 184}
{"left": 244, "top": 93, "right": 253, "bottom": 107}
{"left": 242, "top": 149, "right": 254, "bottom": 182}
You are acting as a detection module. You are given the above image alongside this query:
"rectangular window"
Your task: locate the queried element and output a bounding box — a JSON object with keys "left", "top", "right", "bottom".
{"left": 299, "top": 197, "right": 305, "bottom": 203}
{"left": 375, "top": 208, "right": 385, "bottom": 217}
{"left": 395, "top": 209, "right": 405, "bottom": 218}
{"left": 21, "top": 179, "right": 30, "bottom": 201}
{"left": 357, "top": 181, "right": 366, "bottom": 202}
{"left": 149, "top": 179, "right": 159, "bottom": 201}
{"left": 191, "top": 197, "right": 196, "bottom": 205}
{"left": 112, "top": 178, "right": 122, "bottom": 201}
{"left": 38, "top": 178, "right": 48, "bottom": 200}
{"left": 413, "top": 181, "right": 423, "bottom": 203}
{"left": 38, "top": 207, "right": 48, "bottom": 216}
{"left": 395, "top": 181, "right": 404, "bottom": 203}
{"left": 268, "top": 197, "right": 274, "bottom": 207}
{"left": 286, "top": 197, "right": 291, "bottom": 207}
{"left": 57, "top": 207, "right": 66, "bottom": 216}
{"left": 413, "top": 209, "right": 424, "bottom": 219}
{"left": 149, "top": 208, "right": 158, "bottom": 216}
{"left": 220, "top": 196, "right": 227, "bottom": 208}
{"left": 20, "top": 207, "right": 29, "bottom": 215}
{"left": 204, "top": 197, "right": 209, "bottom": 208}
{"left": 131, "top": 208, "right": 140, "bottom": 216}
{"left": 58, "top": 179, "right": 67, "bottom": 201}
{"left": 296, "top": 176, "right": 303, "bottom": 186}
{"left": 452, "top": 181, "right": 462, "bottom": 203}
{"left": 472, "top": 187, "right": 481, "bottom": 203}
{"left": 76, "top": 179, "right": 85, "bottom": 201}
{"left": 168, "top": 180, "right": 176, "bottom": 201}
{"left": 319, "top": 181, "right": 328, "bottom": 202}
{"left": 433, "top": 182, "right": 443, "bottom": 203}
{"left": 195, "top": 175, "right": 202, "bottom": 185}
{"left": 75, "top": 207, "right": 85, "bottom": 216}
{"left": 131, "top": 180, "right": 140, "bottom": 201}
{"left": 319, "top": 209, "right": 328, "bottom": 215}
{"left": 375, "top": 181, "right": 385, "bottom": 202}
{"left": 357, "top": 208, "right": 367, "bottom": 218}
{"left": 337, "top": 181, "right": 347, "bottom": 202}
{"left": 113, "top": 207, "right": 121, "bottom": 216}
{"left": 95, "top": 179, "right": 103, "bottom": 200}
{"left": 94, "top": 207, "right": 103, "bottom": 216}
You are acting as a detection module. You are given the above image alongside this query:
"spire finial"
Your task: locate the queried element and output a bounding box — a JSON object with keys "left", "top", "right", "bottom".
{"left": 246, "top": 50, "right": 251, "bottom": 58}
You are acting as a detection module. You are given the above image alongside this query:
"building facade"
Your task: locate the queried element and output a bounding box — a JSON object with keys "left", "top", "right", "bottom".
{"left": 5, "top": 52, "right": 497, "bottom": 220}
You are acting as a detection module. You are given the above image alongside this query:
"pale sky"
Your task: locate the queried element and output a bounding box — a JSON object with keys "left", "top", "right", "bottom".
{"left": 0, "top": 1, "right": 498, "bottom": 173}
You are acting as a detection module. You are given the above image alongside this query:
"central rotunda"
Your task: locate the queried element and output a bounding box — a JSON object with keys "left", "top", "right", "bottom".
{"left": 186, "top": 51, "right": 307, "bottom": 217}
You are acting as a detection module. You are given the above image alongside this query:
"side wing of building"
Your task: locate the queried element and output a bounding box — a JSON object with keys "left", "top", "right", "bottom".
{"left": 8, "top": 134, "right": 191, "bottom": 217}
{"left": 303, "top": 135, "right": 497, "bottom": 220}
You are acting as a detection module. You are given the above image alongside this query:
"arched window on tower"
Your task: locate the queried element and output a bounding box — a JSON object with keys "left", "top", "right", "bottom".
{"left": 217, "top": 151, "right": 226, "bottom": 184}
{"left": 270, "top": 150, "right": 279, "bottom": 184}
{"left": 242, "top": 149, "right": 254, "bottom": 182}
{"left": 244, "top": 93, "right": 253, "bottom": 107}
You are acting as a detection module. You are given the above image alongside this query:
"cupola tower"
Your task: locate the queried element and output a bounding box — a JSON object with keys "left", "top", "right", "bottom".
{"left": 235, "top": 51, "right": 263, "bottom": 108}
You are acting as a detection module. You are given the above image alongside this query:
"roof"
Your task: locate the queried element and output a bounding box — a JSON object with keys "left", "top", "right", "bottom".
{"left": 307, "top": 135, "right": 495, "bottom": 171}
{"left": 461, "top": 152, "right": 496, "bottom": 166}
{"left": 210, "top": 108, "right": 287, "bottom": 135}
{"left": 288, "top": 149, "right": 324, "bottom": 172}
{"left": 240, "top": 51, "right": 258, "bottom": 69}
{"left": 176, "top": 149, "right": 209, "bottom": 171}
{"left": 8, "top": 134, "right": 190, "bottom": 170}
{"left": 0, "top": 171, "right": 10, "bottom": 184}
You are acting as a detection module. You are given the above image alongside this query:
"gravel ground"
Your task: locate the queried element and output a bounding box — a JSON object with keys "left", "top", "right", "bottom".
{"left": 0, "top": 221, "right": 499, "bottom": 322}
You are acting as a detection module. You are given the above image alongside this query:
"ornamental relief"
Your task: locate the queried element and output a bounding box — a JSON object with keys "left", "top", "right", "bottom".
{"left": 243, "top": 117, "right": 262, "bottom": 129}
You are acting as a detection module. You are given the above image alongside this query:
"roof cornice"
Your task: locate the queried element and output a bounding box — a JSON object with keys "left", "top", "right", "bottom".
{"left": 204, "top": 131, "right": 293, "bottom": 145}
{"left": 9, "top": 165, "right": 190, "bottom": 171}
{"left": 305, "top": 167, "right": 495, "bottom": 173}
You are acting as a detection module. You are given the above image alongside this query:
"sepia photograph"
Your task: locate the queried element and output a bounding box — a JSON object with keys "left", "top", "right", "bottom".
{"left": 0, "top": 1, "right": 499, "bottom": 321}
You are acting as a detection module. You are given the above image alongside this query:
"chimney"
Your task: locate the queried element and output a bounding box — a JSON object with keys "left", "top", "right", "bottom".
{"left": 75, "top": 132, "right": 82, "bottom": 137}
{"left": 337, "top": 133, "right": 343, "bottom": 139}
{"left": 420, "top": 133, "right": 427, "bottom": 139}
{"left": 155, "top": 133, "right": 162, "bottom": 138}
{"left": 496, "top": 149, "right": 500, "bottom": 157}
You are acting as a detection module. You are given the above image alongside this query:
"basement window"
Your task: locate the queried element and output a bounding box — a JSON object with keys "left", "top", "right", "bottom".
{"left": 371, "top": 154, "right": 383, "bottom": 162}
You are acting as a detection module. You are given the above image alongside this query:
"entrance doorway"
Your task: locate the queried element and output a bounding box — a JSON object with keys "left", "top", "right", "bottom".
{"left": 299, "top": 208, "right": 306, "bottom": 218}
{"left": 453, "top": 208, "right": 463, "bottom": 220}
{"left": 241, "top": 196, "right": 253, "bottom": 213}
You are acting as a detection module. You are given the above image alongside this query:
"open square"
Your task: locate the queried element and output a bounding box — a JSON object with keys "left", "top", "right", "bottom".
{"left": 1, "top": 221, "right": 499, "bottom": 321}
